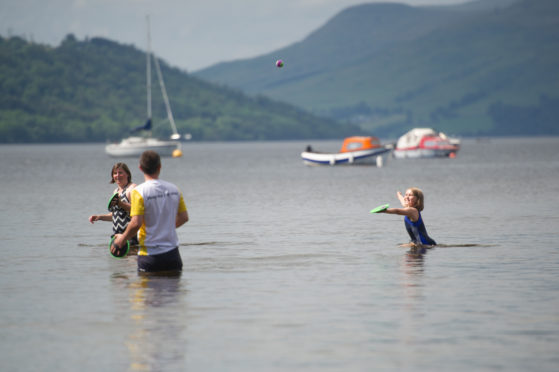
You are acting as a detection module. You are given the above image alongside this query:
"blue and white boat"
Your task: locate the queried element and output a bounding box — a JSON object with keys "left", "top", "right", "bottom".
{"left": 301, "top": 136, "right": 392, "bottom": 166}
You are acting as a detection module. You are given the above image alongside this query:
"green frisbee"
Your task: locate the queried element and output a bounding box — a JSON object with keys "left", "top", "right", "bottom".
{"left": 107, "top": 192, "right": 120, "bottom": 211}
{"left": 109, "top": 236, "right": 130, "bottom": 259}
{"left": 369, "top": 203, "right": 389, "bottom": 214}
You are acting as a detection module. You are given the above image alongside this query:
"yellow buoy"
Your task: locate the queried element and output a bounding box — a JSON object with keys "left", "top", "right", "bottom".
{"left": 172, "top": 149, "right": 183, "bottom": 158}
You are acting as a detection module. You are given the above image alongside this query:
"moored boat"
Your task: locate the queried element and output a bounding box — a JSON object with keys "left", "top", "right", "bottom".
{"left": 105, "top": 16, "right": 183, "bottom": 158}
{"left": 393, "top": 128, "right": 459, "bottom": 159}
{"left": 301, "top": 136, "right": 392, "bottom": 166}
{"left": 105, "top": 136, "right": 180, "bottom": 157}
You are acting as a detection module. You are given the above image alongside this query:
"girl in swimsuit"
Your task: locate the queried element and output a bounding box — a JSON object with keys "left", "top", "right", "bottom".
{"left": 379, "top": 187, "right": 436, "bottom": 247}
{"left": 88, "top": 163, "right": 138, "bottom": 245}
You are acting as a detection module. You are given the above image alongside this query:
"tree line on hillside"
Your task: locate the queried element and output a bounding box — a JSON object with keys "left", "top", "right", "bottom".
{"left": 0, "top": 35, "right": 359, "bottom": 143}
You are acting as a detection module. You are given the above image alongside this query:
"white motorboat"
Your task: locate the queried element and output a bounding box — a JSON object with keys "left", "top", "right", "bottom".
{"left": 393, "top": 128, "right": 459, "bottom": 159}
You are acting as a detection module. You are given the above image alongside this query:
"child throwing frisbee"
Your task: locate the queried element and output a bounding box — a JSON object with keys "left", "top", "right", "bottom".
{"left": 377, "top": 187, "right": 436, "bottom": 246}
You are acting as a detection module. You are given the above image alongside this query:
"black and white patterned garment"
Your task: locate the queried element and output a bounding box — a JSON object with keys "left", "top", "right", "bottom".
{"left": 110, "top": 184, "right": 137, "bottom": 244}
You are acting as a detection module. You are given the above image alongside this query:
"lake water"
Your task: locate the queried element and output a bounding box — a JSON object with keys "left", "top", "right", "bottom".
{"left": 1, "top": 137, "right": 558, "bottom": 371}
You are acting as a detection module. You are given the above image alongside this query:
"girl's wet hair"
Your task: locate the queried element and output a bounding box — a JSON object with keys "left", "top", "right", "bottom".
{"left": 110, "top": 163, "right": 132, "bottom": 184}
{"left": 408, "top": 187, "right": 425, "bottom": 211}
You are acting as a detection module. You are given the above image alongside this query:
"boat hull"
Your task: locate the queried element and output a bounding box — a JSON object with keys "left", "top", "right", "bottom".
{"left": 393, "top": 147, "right": 457, "bottom": 159}
{"left": 301, "top": 147, "right": 391, "bottom": 166}
{"left": 105, "top": 137, "right": 180, "bottom": 157}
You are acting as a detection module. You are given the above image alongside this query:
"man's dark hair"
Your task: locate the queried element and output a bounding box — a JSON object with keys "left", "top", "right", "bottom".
{"left": 140, "top": 150, "right": 161, "bottom": 175}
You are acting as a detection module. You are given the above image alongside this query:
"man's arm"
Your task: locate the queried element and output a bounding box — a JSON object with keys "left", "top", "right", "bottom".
{"left": 176, "top": 210, "right": 189, "bottom": 228}
{"left": 113, "top": 215, "right": 143, "bottom": 248}
{"left": 176, "top": 193, "right": 189, "bottom": 228}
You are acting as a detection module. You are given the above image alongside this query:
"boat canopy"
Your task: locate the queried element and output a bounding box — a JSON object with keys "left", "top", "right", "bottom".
{"left": 396, "top": 128, "right": 439, "bottom": 149}
{"left": 340, "top": 136, "right": 382, "bottom": 153}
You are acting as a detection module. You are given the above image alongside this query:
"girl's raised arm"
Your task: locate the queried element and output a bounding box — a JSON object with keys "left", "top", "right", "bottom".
{"left": 397, "top": 191, "right": 407, "bottom": 207}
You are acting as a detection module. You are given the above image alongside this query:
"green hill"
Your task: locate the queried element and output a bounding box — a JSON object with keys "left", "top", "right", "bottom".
{"left": 196, "top": 0, "right": 559, "bottom": 137}
{"left": 0, "top": 35, "right": 360, "bottom": 143}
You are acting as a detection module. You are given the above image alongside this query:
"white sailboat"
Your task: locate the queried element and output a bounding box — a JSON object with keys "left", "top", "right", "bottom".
{"left": 106, "top": 16, "right": 182, "bottom": 157}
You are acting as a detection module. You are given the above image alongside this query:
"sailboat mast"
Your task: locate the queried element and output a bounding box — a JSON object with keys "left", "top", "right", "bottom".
{"left": 144, "top": 15, "right": 179, "bottom": 140}
{"left": 146, "top": 15, "right": 152, "bottom": 122}
{"left": 153, "top": 55, "right": 180, "bottom": 138}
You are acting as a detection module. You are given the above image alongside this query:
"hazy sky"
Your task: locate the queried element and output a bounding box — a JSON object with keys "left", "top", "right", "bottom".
{"left": 1, "top": 0, "right": 470, "bottom": 71}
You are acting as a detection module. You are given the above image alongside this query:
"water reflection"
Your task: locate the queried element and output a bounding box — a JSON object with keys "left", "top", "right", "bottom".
{"left": 400, "top": 247, "right": 426, "bottom": 301}
{"left": 125, "top": 272, "right": 187, "bottom": 371}
{"left": 397, "top": 248, "right": 427, "bottom": 345}
{"left": 401, "top": 246, "right": 427, "bottom": 282}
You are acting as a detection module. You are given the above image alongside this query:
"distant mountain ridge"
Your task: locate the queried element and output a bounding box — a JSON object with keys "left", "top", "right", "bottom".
{"left": 196, "top": 0, "right": 559, "bottom": 137}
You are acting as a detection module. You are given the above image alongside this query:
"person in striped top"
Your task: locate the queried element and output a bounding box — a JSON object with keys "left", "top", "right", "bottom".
{"left": 89, "top": 163, "right": 138, "bottom": 245}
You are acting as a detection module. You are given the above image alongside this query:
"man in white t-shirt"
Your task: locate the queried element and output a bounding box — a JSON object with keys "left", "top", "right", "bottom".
{"left": 112, "top": 150, "right": 189, "bottom": 272}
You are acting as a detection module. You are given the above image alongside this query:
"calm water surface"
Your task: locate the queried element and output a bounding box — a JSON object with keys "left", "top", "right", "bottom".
{"left": 1, "top": 137, "right": 558, "bottom": 371}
